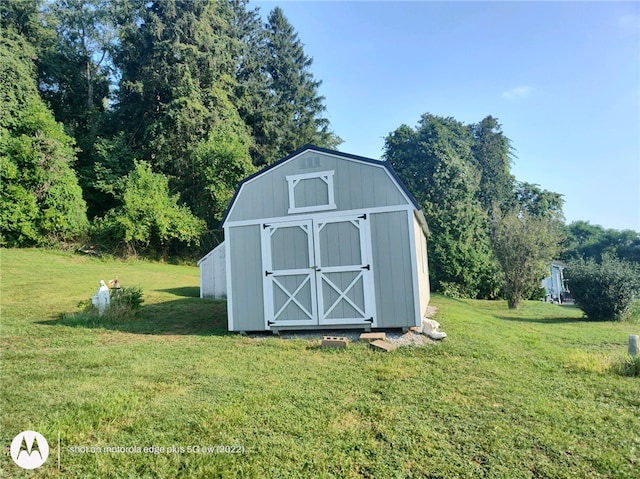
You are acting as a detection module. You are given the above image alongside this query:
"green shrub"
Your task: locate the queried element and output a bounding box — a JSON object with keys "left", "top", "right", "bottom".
{"left": 111, "top": 286, "right": 144, "bottom": 311}
{"left": 91, "top": 161, "right": 205, "bottom": 258}
{"left": 566, "top": 256, "right": 640, "bottom": 321}
{"left": 610, "top": 354, "right": 640, "bottom": 377}
{"left": 624, "top": 300, "right": 640, "bottom": 324}
{"left": 439, "top": 281, "right": 473, "bottom": 299}
{"left": 60, "top": 286, "right": 144, "bottom": 325}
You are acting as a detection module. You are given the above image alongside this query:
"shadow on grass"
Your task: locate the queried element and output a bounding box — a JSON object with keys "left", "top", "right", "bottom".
{"left": 38, "top": 298, "right": 231, "bottom": 336}
{"left": 157, "top": 286, "right": 200, "bottom": 298}
{"left": 497, "top": 315, "right": 586, "bottom": 325}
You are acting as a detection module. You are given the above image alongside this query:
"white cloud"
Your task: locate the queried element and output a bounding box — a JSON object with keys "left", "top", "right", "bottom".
{"left": 502, "top": 85, "right": 533, "bottom": 100}
{"left": 618, "top": 13, "right": 640, "bottom": 34}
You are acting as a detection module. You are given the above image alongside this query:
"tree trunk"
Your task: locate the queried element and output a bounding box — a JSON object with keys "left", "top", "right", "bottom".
{"left": 507, "top": 294, "right": 521, "bottom": 309}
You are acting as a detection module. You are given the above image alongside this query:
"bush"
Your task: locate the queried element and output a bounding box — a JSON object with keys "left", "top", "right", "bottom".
{"left": 610, "top": 355, "right": 640, "bottom": 377}
{"left": 91, "top": 161, "right": 205, "bottom": 258}
{"left": 566, "top": 256, "right": 640, "bottom": 321}
{"left": 60, "top": 286, "right": 144, "bottom": 325}
{"left": 624, "top": 300, "right": 640, "bottom": 324}
{"left": 439, "top": 281, "right": 473, "bottom": 299}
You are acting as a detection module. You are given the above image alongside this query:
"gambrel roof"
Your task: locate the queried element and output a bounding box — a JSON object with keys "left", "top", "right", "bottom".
{"left": 221, "top": 145, "right": 427, "bottom": 233}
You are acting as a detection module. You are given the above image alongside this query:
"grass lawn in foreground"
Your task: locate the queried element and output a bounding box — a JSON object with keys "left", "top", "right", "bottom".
{"left": 1, "top": 248, "right": 639, "bottom": 478}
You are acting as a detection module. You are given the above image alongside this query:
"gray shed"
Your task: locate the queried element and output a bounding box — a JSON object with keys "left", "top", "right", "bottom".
{"left": 219, "top": 145, "right": 430, "bottom": 333}
{"left": 197, "top": 242, "right": 226, "bottom": 299}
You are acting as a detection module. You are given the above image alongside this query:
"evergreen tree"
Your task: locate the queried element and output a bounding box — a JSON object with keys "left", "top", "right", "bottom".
{"left": 470, "top": 116, "right": 515, "bottom": 212}
{"left": 230, "top": 0, "right": 274, "bottom": 166}
{"left": 111, "top": 0, "right": 253, "bottom": 228}
{"left": 260, "top": 7, "right": 340, "bottom": 165}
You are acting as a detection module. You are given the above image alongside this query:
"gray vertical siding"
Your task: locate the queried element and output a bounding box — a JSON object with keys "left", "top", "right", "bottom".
{"left": 198, "top": 243, "right": 226, "bottom": 299}
{"left": 271, "top": 274, "right": 314, "bottom": 321}
{"left": 370, "top": 211, "right": 414, "bottom": 327}
{"left": 294, "top": 177, "right": 329, "bottom": 209}
{"left": 413, "top": 214, "right": 431, "bottom": 317}
{"left": 228, "top": 225, "right": 264, "bottom": 331}
{"left": 321, "top": 271, "right": 365, "bottom": 319}
{"left": 318, "top": 220, "right": 362, "bottom": 267}
{"left": 270, "top": 225, "right": 310, "bottom": 270}
{"left": 226, "top": 151, "right": 409, "bottom": 223}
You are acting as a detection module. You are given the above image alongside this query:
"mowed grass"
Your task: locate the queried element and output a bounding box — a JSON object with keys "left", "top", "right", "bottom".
{"left": 1, "top": 248, "right": 639, "bottom": 478}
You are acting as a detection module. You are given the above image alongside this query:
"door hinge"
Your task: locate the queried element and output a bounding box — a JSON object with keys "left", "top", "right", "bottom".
{"left": 365, "top": 317, "right": 374, "bottom": 323}
{"left": 357, "top": 214, "right": 367, "bottom": 220}
{"left": 361, "top": 264, "right": 370, "bottom": 270}
{"left": 267, "top": 320, "right": 275, "bottom": 326}
{"left": 265, "top": 270, "right": 273, "bottom": 276}
{"left": 263, "top": 223, "right": 270, "bottom": 229}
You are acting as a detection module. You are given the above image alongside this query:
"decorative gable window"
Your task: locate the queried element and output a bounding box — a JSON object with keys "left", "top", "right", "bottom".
{"left": 286, "top": 171, "right": 337, "bottom": 214}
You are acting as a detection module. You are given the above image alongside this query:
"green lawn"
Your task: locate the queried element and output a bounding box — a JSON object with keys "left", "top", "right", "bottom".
{"left": 1, "top": 248, "right": 638, "bottom": 478}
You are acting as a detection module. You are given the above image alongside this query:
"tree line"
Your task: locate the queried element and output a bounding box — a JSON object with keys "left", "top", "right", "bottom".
{"left": 2, "top": 1, "right": 638, "bottom": 309}
{"left": 1, "top": 0, "right": 339, "bottom": 255}
{"left": 383, "top": 113, "right": 640, "bottom": 309}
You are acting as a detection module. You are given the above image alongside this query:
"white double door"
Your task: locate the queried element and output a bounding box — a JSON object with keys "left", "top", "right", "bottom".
{"left": 261, "top": 215, "right": 375, "bottom": 328}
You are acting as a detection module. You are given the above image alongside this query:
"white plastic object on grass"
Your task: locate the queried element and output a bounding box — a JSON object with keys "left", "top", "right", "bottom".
{"left": 421, "top": 318, "right": 447, "bottom": 340}
{"left": 93, "top": 280, "right": 111, "bottom": 316}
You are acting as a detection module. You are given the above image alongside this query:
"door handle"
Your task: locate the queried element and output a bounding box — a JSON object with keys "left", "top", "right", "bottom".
{"left": 311, "top": 265, "right": 321, "bottom": 271}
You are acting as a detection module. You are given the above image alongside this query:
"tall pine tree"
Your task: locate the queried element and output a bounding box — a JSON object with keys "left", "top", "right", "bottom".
{"left": 470, "top": 116, "right": 515, "bottom": 212}
{"left": 111, "top": 0, "right": 254, "bottom": 228}
{"left": 259, "top": 7, "right": 340, "bottom": 165}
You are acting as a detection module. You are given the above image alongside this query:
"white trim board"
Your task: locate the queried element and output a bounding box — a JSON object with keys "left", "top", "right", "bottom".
{"left": 286, "top": 170, "right": 337, "bottom": 214}
{"left": 223, "top": 228, "right": 234, "bottom": 331}
{"left": 224, "top": 204, "right": 415, "bottom": 229}
{"left": 407, "top": 209, "right": 423, "bottom": 327}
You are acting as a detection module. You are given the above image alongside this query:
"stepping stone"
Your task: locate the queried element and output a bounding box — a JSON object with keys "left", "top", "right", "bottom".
{"left": 359, "top": 332, "right": 386, "bottom": 342}
{"left": 321, "top": 336, "right": 348, "bottom": 349}
{"left": 369, "top": 340, "right": 397, "bottom": 352}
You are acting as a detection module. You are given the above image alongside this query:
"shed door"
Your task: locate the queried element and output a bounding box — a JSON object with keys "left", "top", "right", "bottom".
{"left": 262, "top": 220, "right": 317, "bottom": 327}
{"left": 262, "top": 215, "right": 375, "bottom": 328}
{"left": 313, "top": 216, "right": 374, "bottom": 326}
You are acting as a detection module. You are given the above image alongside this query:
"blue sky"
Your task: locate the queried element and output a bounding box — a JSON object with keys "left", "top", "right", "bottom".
{"left": 255, "top": 1, "right": 640, "bottom": 231}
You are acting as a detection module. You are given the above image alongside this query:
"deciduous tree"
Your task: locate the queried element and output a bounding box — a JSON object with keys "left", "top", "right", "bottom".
{"left": 490, "top": 208, "right": 562, "bottom": 309}
{"left": 384, "top": 114, "right": 499, "bottom": 298}
{"left": 0, "top": 30, "right": 88, "bottom": 246}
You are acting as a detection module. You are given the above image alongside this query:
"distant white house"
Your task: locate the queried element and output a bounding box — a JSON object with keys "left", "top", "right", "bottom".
{"left": 541, "top": 261, "right": 568, "bottom": 304}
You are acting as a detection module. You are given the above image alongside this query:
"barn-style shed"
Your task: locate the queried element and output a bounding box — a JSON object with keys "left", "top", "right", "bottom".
{"left": 218, "top": 145, "right": 430, "bottom": 333}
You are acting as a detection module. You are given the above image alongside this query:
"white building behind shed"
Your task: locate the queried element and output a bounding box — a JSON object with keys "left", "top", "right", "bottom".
{"left": 198, "top": 242, "right": 226, "bottom": 299}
